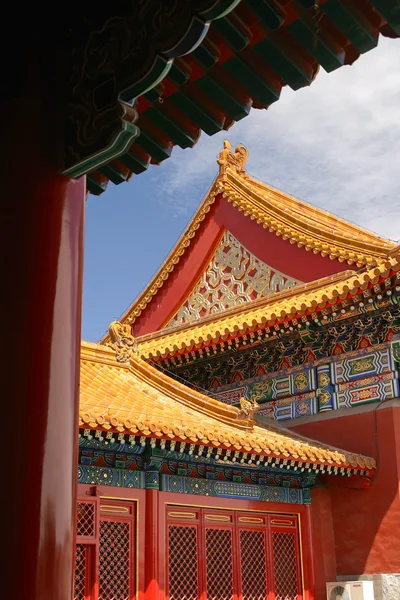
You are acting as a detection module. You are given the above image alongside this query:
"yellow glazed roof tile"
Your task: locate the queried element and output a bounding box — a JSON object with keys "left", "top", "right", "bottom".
{"left": 136, "top": 257, "right": 400, "bottom": 359}
{"left": 104, "top": 141, "right": 397, "bottom": 337}
{"left": 80, "top": 341, "right": 376, "bottom": 474}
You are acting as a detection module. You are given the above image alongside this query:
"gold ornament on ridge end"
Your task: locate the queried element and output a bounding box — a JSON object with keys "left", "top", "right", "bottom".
{"left": 217, "top": 140, "right": 249, "bottom": 176}
{"left": 107, "top": 320, "right": 138, "bottom": 362}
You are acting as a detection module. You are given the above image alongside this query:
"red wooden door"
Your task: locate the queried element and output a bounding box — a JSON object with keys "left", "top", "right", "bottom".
{"left": 74, "top": 498, "right": 136, "bottom": 600}
{"left": 166, "top": 507, "right": 303, "bottom": 600}
{"left": 237, "top": 523, "right": 268, "bottom": 600}
{"left": 270, "top": 517, "right": 303, "bottom": 600}
{"left": 75, "top": 498, "right": 99, "bottom": 600}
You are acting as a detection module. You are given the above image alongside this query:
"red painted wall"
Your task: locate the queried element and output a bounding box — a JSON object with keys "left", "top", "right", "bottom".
{"left": 310, "top": 488, "right": 336, "bottom": 600}
{"left": 289, "top": 404, "right": 400, "bottom": 580}
{"left": 133, "top": 195, "right": 353, "bottom": 336}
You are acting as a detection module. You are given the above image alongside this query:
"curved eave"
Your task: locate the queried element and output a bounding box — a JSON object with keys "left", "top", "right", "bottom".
{"left": 101, "top": 158, "right": 396, "bottom": 341}
{"left": 137, "top": 256, "right": 400, "bottom": 359}
{"left": 80, "top": 341, "right": 376, "bottom": 477}
{"left": 87, "top": 0, "right": 400, "bottom": 195}
{"left": 224, "top": 170, "right": 397, "bottom": 263}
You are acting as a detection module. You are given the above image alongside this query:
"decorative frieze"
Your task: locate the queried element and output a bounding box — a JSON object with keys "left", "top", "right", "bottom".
{"left": 160, "top": 475, "right": 310, "bottom": 504}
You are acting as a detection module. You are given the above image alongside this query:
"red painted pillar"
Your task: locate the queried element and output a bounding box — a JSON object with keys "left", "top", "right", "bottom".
{"left": 145, "top": 489, "right": 160, "bottom": 600}
{"left": 0, "top": 42, "right": 85, "bottom": 600}
{"left": 309, "top": 488, "right": 336, "bottom": 600}
{"left": 301, "top": 505, "right": 317, "bottom": 600}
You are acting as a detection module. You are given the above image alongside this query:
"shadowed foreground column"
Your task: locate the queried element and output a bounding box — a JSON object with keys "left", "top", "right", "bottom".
{"left": 1, "top": 48, "right": 85, "bottom": 599}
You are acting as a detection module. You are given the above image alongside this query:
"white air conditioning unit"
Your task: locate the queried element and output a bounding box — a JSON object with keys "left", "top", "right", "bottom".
{"left": 326, "top": 581, "right": 374, "bottom": 600}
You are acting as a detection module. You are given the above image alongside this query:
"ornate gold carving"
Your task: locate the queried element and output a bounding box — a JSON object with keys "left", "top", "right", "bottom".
{"left": 100, "top": 505, "right": 129, "bottom": 513}
{"left": 349, "top": 356, "right": 375, "bottom": 375}
{"left": 294, "top": 372, "right": 308, "bottom": 392}
{"left": 217, "top": 139, "right": 249, "bottom": 176}
{"left": 316, "top": 389, "right": 332, "bottom": 406}
{"left": 237, "top": 397, "right": 259, "bottom": 420}
{"left": 250, "top": 380, "right": 272, "bottom": 402}
{"left": 107, "top": 320, "right": 137, "bottom": 362}
{"left": 167, "top": 230, "right": 301, "bottom": 327}
{"left": 105, "top": 140, "right": 395, "bottom": 334}
{"left": 238, "top": 516, "right": 263, "bottom": 523}
{"left": 318, "top": 372, "right": 330, "bottom": 387}
{"left": 271, "top": 519, "right": 294, "bottom": 527}
{"left": 168, "top": 511, "right": 196, "bottom": 519}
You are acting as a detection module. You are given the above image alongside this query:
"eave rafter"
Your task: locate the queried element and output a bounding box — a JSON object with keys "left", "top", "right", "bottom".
{"left": 73, "top": 0, "right": 400, "bottom": 195}
{"left": 63, "top": 0, "right": 241, "bottom": 179}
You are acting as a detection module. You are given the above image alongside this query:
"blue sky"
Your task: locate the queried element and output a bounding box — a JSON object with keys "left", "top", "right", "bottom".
{"left": 83, "top": 37, "right": 400, "bottom": 342}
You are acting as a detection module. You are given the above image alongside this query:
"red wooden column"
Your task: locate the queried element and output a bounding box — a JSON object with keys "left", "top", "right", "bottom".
{"left": 0, "top": 43, "right": 85, "bottom": 600}
{"left": 145, "top": 489, "right": 160, "bottom": 600}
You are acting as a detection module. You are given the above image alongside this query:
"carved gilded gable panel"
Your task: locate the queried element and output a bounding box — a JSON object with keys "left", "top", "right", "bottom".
{"left": 166, "top": 230, "right": 301, "bottom": 327}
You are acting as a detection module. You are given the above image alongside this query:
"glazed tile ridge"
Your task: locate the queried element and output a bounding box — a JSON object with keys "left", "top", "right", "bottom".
{"left": 137, "top": 255, "right": 400, "bottom": 359}
{"left": 79, "top": 341, "right": 376, "bottom": 474}
{"left": 101, "top": 141, "right": 396, "bottom": 340}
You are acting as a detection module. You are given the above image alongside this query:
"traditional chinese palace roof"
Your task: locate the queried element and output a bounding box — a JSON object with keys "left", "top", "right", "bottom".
{"left": 101, "top": 141, "right": 398, "bottom": 357}
{"left": 137, "top": 256, "right": 400, "bottom": 360}
{"left": 79, "top": 0, "right": 400, "bottom": 195}
{"left": 80, "top": 340, "right": 376, "bottom": 478}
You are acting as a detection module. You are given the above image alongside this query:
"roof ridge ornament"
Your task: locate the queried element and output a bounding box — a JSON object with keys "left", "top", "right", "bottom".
{"left": 217, "top": 140, "right": 249, "bottom": 177}
{"left": 237, "top": 396, "right": 259, "bottom": 422}
{"left": 107, "top": 320, "right": 138, "bottom": 362}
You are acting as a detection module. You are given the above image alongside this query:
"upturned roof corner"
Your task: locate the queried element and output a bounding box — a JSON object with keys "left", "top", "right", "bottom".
{"left": 101, "top": 140, "right": 397, "bottom": 340}
{"left": 80, "top": 340, "right": 376, "bottom": 475}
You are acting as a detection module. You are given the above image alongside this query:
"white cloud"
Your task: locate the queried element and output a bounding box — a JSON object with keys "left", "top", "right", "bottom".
{"left": 152, "top": 36, "right": 400, "bottom": 240}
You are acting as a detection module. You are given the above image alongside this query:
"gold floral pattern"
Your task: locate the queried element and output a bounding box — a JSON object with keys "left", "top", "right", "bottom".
{"left": 102, "top": 141, "right": 396, "bottom": 336}
{"left": 294, "top": 372, "right": 309, "bottom": 392}
{"left": 167, "top": 230, "right": 300, "bottom": 327}
{"left": 318, "top": 372, "right": 331, "bottom": 387}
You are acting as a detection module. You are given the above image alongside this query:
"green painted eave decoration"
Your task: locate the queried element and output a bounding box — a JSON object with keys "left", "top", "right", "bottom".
{"left": 66, "top": 112, "right": 140, "bottom": 179}
{"left": 82, "top": 0, "right": 400, "bottom": 195}
{"left": 322, "top": 0, "right": 378, "bottom": 54}
{"left": 63, "top": 0, "right": 241, "bottom": 180}
{"left": 370, "top": 0, "right": 400, "bottom": 35}
{"left": 200, "top": 0, "right": 242, "bottom": 21}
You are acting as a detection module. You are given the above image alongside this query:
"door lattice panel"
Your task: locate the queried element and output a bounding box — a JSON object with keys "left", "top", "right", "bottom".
{"left": 99, "top": 520, "right": 130, "bottom": 600}
{"left": 74, "top": 544, "right": 86, "bottom": 600}
{"left": 77, "top": 501, "right": 95, "bottom": 538}
{"left": 168, "top": 525, "right": 198, "bottom": 600}
{"left": 205, "top": 528, "right": 234, "bottom": 600}
{"left": 240, "top": 529, "right": 267, "bottom": 600}
{"left": 272, "top": 532, "right": 299, "bottom": 600}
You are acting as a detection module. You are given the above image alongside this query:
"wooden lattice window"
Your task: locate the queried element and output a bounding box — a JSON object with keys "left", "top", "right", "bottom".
{"left": 168, "top": 525, "right": 199, "bottom": 600}
{"left": 74, "top": 497, "right": 136, "bottom": 600}
{"left": 77, "top": 500, "right": 96, "bottom": 539}
{"left": 272, "top": 531, "right": 300, "bottom": 600}
{"left": 166, "top": 507, "right": 303, "bottom": 600}
{"left": 239, "top": 529, "right": 268, "bottom": 600}
{"left": 205, "top": 528, "right": 234, "bottom": 600}
{"left": 99, "top": 520, "right": 132, "bottom": 600}
{"left": 74, "top": 544, "right": 87, "bottom": 600}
